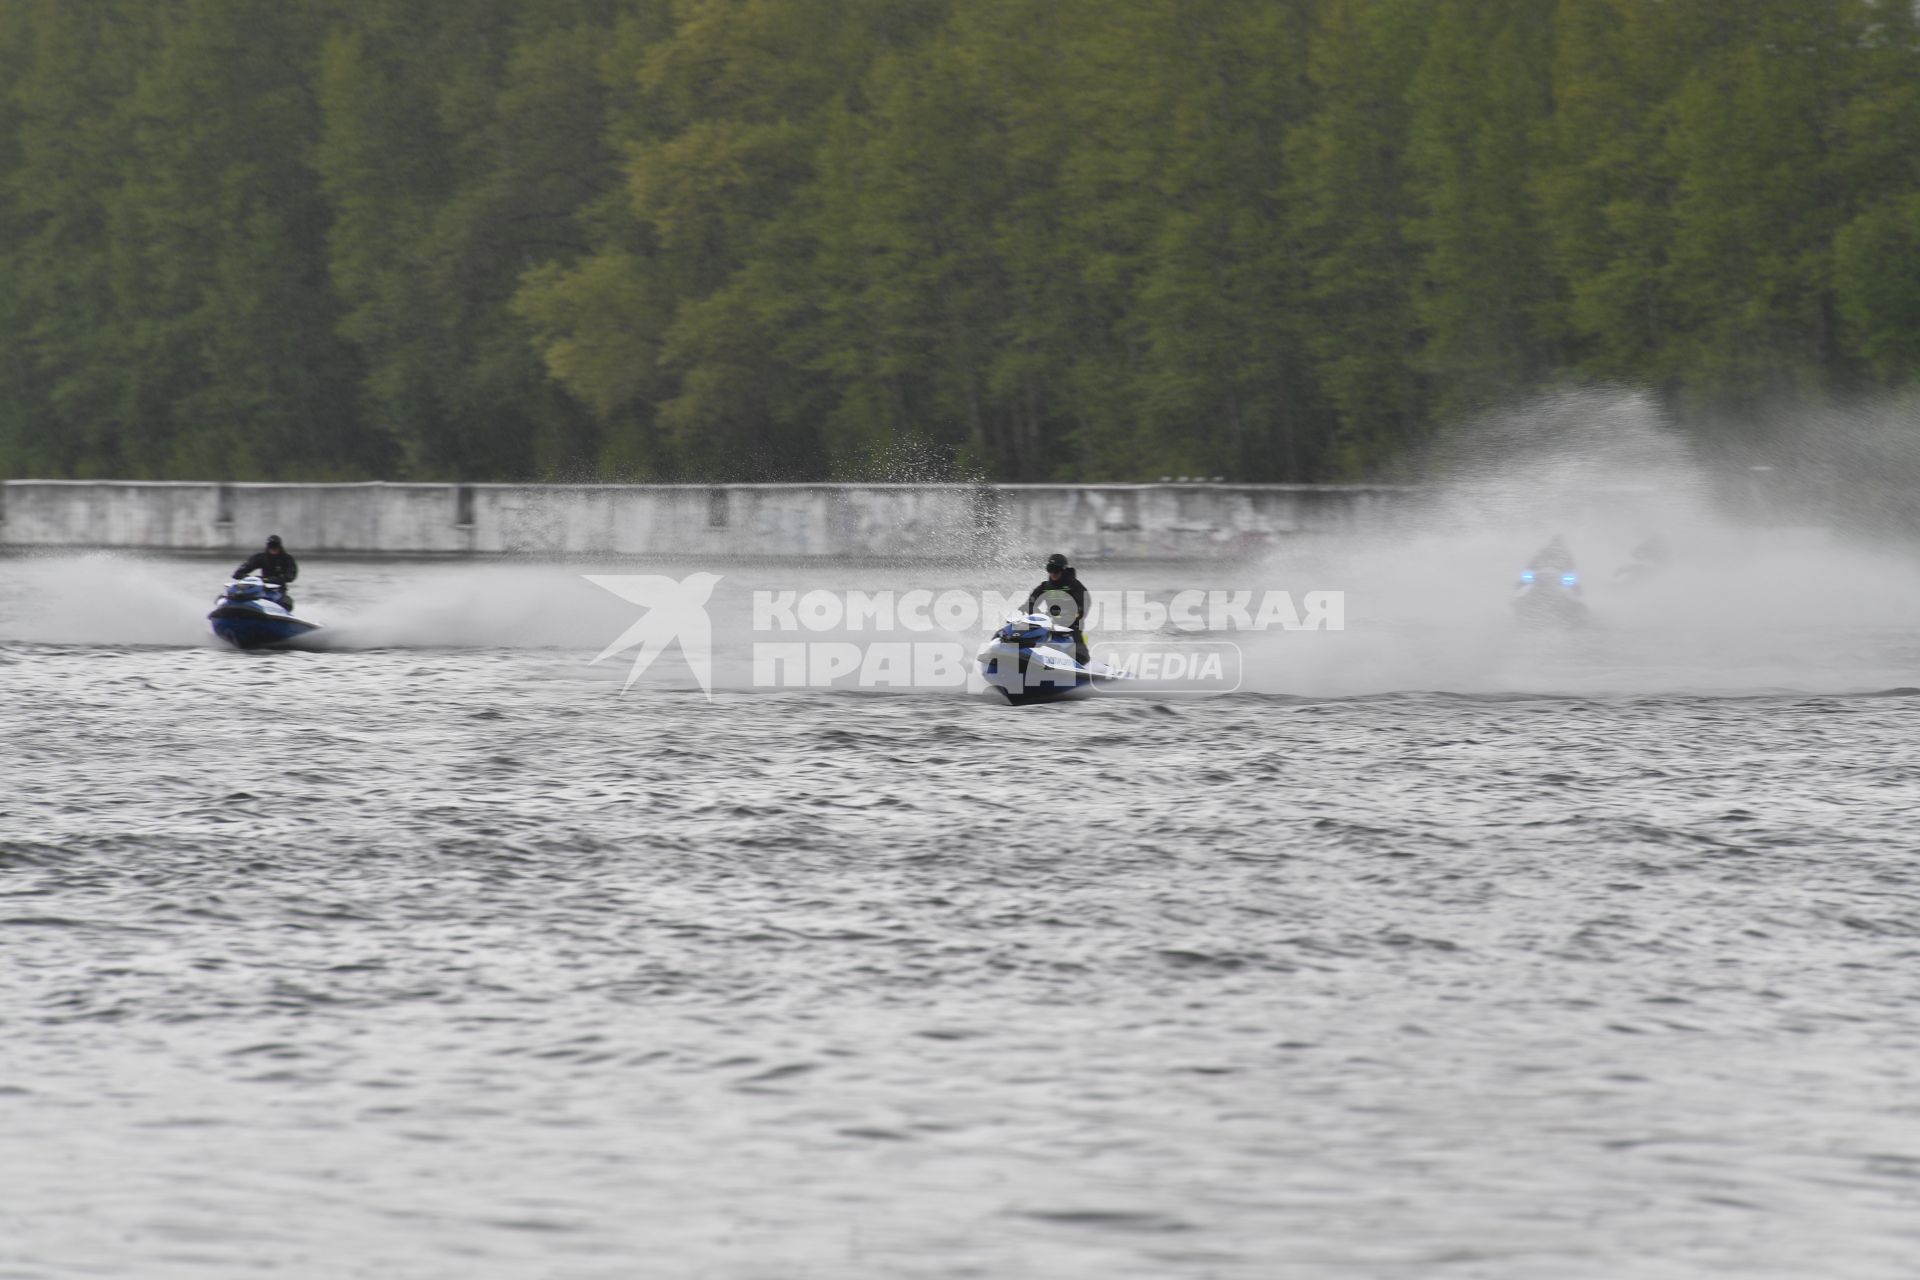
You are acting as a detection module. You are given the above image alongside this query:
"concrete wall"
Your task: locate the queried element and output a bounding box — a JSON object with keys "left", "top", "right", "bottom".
{"left": 0, "top": 480, "right": 1420, "bottom": 560}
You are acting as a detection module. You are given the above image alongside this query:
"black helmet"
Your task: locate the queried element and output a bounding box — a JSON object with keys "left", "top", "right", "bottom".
{"left": 265, "top": 534, "right": 283, "bottom": 549}
{"left": 1044, "top": 552, "right": 1069, "bottom": 573}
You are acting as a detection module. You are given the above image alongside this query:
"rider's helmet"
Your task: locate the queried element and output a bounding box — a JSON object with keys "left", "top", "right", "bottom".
{"left": 266, "top": 534, "right": 283, "bottom": 550}
{"left": 1044, "top": 552, "right": 1069, "bottom": 574}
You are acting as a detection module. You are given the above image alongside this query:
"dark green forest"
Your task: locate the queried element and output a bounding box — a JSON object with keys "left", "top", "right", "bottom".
{"left": 2, "top": 0, "right": 1918, "bottom": 483}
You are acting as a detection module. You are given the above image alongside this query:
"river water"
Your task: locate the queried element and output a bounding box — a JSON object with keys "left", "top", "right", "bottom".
{"left": 3, "top": 547, "right": 1919, "bottom": 1279}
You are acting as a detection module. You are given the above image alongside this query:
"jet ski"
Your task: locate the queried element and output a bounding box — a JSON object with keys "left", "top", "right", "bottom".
{"left": 209, "top": 577, "right": 320, "bottom": 650}
{"left": 977, "top": 612, "right": 1129, "bottom": 705}
{"left": 1613, "top": 533, "right": 1672, "bottom": 585}
{"left": 1512, "top": 567, "right": 1589, "bottom": 628}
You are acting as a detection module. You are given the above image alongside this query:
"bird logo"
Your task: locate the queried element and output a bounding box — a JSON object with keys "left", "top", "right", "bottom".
{"left": 583, "top": 572, "right": 722, "bottom": 698}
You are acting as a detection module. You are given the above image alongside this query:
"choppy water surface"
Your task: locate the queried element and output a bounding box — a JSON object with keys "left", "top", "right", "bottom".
{"left": 3, "top": 553, "right": 1920, "bottom": 1279}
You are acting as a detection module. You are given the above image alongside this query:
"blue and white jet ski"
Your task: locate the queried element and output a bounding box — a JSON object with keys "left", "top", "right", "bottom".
{"left": 209, "top": 577, "right": 320, "bottom": 650}
{"left": 977, "top": 612, "right": 1129, "bottom": 705}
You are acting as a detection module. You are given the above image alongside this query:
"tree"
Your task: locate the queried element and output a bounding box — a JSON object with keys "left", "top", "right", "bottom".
{"left": 1107, "top": 0, "right": 1330, "bottom": 480}
{"left": 1660, "top": 3, "right": 1866, "bottom": 400}
{"left": 1535, "top": 0, "right": 1685, "bottom": 384}
{"left": 1, "top": 0, "right": 177, "bottom": 476}
{"left": 1404, "top": 0, "right": 1560, "bottom": 416}
{"left": 315, "top": 0, "right": 625, "bottom": 479}
{"left": 113, "top": 0, "right": 368, "bottom": 477}
{"left": 1829, "top": 2, "right": 1920, "bottom": 380}
{"left": 1288, "top": 0, "right": 1431, "bottom": 475}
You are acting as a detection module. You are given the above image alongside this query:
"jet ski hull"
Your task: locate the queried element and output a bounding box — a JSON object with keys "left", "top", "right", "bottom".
{"left": 978, "top": 642, "right": 1095, "bottom": 704}
{"left": 209, "top": 608, "right": 321, "bottom": 650}
{"left": 977, "top": 613, "right": 1128, "bottom": 705}
{"left": 209, "top": 580, "right": 320, "bottom": 649}
{"left": 1512, "top": 587, "right": 1590, "bottom": 629}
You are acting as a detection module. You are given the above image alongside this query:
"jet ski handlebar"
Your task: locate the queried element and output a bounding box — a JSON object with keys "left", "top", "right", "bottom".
{"left": 1004, "top": 610, "right": 1077, "bottom": 631}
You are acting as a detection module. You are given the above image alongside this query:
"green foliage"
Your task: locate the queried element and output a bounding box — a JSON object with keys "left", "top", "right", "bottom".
{"left": 1835, "top": 196, "right": 1920, "bottom": 377}
{"left": 1660, "top": 3, "right": 1860, "bottom": 397}
{"left": 1534, "top": 0, "right": 1682, "bottom": 382}
{"left": 3, "top": 0, "right": 176, "bottom": 476}
{"left": 1405, "top": 0, "right": 1560, "bottom": 412}
{"left": 2, "top": 0, "right": 1919, "bottom": 481}
{"left": 1287, "top": 0, "right": 1431, "bottom": 476}
{"left": 312, "top": 0, "right": 619, "bottom": 478}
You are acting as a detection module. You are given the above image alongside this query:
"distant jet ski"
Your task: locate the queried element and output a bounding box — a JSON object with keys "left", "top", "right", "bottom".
{"left": 1613, "top": 533, "right": 1672, "bottom": 585}
{"left": 209, "top": 577, "right": 320, "bottom": 650}
{"left": 977, "top": 612, "right": 1130, "bottom": 705}
{"left": 1512, "top": 566, "right": 1590, "bottom": 628}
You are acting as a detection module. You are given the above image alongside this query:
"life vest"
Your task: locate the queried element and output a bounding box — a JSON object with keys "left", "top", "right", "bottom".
{"left": 1034, "top": 587, "right": 1083, "bottom": 628}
